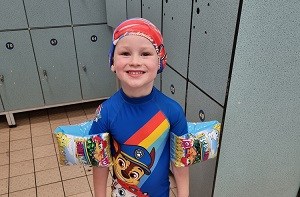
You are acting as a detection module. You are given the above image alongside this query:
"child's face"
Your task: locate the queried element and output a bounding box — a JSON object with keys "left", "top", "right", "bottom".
{"left": 112, "top": 35, "right": 160, "bottom": 97}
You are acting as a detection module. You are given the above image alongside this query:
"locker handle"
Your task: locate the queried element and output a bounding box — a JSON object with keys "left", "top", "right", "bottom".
{"left": 82, "top": 65, "right": 87, "bottom": 72}
{"left": 0, "top": 75, "right": 4, "bottom": 83}
{"left": 43, "top": 70, "right": 48, "bottom": 79}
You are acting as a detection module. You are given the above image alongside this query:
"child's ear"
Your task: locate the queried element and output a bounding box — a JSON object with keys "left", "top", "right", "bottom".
{"left": 111, "top": 65, "right": 116, "bottom": 72}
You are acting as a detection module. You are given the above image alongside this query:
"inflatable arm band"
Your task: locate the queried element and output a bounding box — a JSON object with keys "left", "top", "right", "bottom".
{"left": 171, "top": 120, "right": 221, "bottom": 167}
{"left": 54, "top": 120, "right": 112, "bottom": 167}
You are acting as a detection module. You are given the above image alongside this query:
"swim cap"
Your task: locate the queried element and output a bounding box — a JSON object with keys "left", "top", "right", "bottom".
{"left": 109, "top": 18, "right": 167, "bottom": 73}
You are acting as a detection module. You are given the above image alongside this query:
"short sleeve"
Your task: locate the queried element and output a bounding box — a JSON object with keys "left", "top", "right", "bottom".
{"left": 169, "top": 103, "right": 188, "bottom": 136}
{"left": 89, "top": 103, "right": 110, "bottom": 135}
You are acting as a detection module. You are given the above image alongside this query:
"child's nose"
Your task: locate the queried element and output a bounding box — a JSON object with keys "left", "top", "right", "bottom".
{"left": 129, "top": 55, "right": 141, "bottom": 66}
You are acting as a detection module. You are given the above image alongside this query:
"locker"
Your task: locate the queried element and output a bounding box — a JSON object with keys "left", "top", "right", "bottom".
{"left": 186, "top": 82, "right": 223, "bottom": 197}
{"left": 0, "top": 30, "right": 44, "bottom": 111}
{"left": 69, "top": 0, "right": 107, "bottom": 25}
{"left": 162, "top": 0, "right": 192, "bottom": 77}
{"left": 24, "top": 0, "right": 71, "bottom": 27}
{"left": 105, "top": 0, "right": 126, "bottom": 28}
{"left": 142, "top": 0, "right": 162, "bottom": 30}
{"left": 186, "top": 83, "right": 223, "bottom": 125}
{"left": 154, "top": 73, "right": 161, "bottom": 91}
{"left": 188, "top": 0, "right": 240, "bottom": 105}
{"left": 0, "top": 0, "right": 28, "bottom": 30}
{"left": 127, "top": 0, "right": 142, "bottom": 19}
{"left": 31, "top": 27, "right": 82, "bottom": 105}
{"left": 73, "top": 25, "right": 116, "bottom": 100}
{"left": 161, "top": 67, "right": 187, "bottom": 112}
{"left": 214, "top": 1, "right": 300, "bottom": 196}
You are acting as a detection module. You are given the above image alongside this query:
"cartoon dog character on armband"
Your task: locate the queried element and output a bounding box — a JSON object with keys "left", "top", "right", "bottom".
{"left": 112, "top": 140, "right": 155, "bottom": 195}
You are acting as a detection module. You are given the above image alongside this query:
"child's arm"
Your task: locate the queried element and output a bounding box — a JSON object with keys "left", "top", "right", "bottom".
{"left": 93, "top": 166, "right": 109, "bottom": 197}
{"left": 171, "top": 163, "right": 190, "bottom": 197}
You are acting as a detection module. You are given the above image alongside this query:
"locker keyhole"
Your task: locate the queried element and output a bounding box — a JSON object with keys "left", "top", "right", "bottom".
{"left": 0, "top": 75, "right": 4, "bottom": 83}
{"left": 199, "top": 110, "right": 205, "bottom": 122}
{"left": 196, "top": 8, "right": 200, "bottom": 14}
{"left": 170, "top": 84, "right": 175, "bottom": 94}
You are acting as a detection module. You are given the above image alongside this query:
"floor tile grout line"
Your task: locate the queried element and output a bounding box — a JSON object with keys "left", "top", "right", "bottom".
{"left": 28, "top": 112, "right": 39, "bottom": 197}
{"left": 84, "top": 173, "right": 94, "bottom": 197}
{"left": 46, "top": 107, "right": 67, "bottom": 197}
{"left": 7, "top": 126, "right": 11, "bottom": 195}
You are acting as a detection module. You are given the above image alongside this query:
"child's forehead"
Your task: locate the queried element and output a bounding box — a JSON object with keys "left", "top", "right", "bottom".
{"left": 115, "top": 35, "right": 155, "bottom": 48}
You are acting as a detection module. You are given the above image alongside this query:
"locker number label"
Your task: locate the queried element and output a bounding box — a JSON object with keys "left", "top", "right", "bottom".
{"left": 170, "top": 84, "right": 175, "bottom": 94}
{"left": 199, "top": 110, "right": 205, "bottom": 122}
{"left": 50, "top": 39, "right": 58, "bottom": 46}
{"left": 91, "top": 35, "right": 98, "bottom": 42}
{"left": 6, "top": 42, "right": 14, "bottom": 50}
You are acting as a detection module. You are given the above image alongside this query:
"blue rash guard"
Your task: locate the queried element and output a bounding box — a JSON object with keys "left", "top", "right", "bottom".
{"left": 90, "top": 87, "right": 188, "bottom": 197}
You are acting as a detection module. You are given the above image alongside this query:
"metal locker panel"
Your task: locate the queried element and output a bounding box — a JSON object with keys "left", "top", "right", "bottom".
{"left": 142, "top": 0, "right": 162, "bottom": 30}
{"left": 70, "top": 0, "right": 107, "bottom": 25}
{"left": 161, "top": 68, "right": 186, "bottom": 112}
{"left": 127, "top": 0, "right": 141, "bottom": 19}
{"left": 162, "top": 0, "right": 192, "bottom": 77}
{"left": 24, "top": 0, "right": 71, "bottom": 27}
{"left": 154, "top": 73, "right": 161, "bottom": 91}
{"left": 186, "top": 82, "right": 223, "bottom": 197}
{"left": 105, "top": 0, "right": 126, "bottom": 28}
{"left": 189, "top": 0, "right": 240, "bottom": 106}
{"left": 0, "top": 30, "right": 44, "bottom": 111}
{"left": 0, "top": 0, "right": 28, "bottom": 30}
{"left": 31, "top": 27, "right": 82, "bottom": 105}
{"left": 214, "top": 1, "right": 300, "bottom": 196}
{"left": 73, "top": 25, "right": 116, "bottom": 100}
{"left": 186, "top": 83, "right": 223, "bottom": 126}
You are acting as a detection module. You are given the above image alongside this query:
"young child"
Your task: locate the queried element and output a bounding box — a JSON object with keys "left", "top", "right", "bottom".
{"left": 90, "top": 18, "right": 189, "bottom": 197}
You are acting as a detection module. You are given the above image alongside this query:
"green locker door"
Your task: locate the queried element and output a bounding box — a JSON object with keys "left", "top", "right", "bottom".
{"left": 186, "top": 82, "right": 224, "bottom": 197}
{"left": 0, "top": 30, "right": 44, "bottom": 111}
{"left": 0, "top": 0, "right": 28, "bottom": 30}
{"left": 24, "top": 0, "right": 71, "bottom": 28}
{"left": 31, "top": 27, "right": 82, "bottom": 105}
{"left": 69, "top": 0, "right": 107, "bottom": 25}
{"left": 73, "top": 25, "right": 116, "bottom": 100}
{"left": 161, "top": 67, "right": 187, "bottom": 111}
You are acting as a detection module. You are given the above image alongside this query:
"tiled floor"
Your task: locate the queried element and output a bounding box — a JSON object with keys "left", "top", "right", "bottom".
{"left": 0, "top": 101, "right": 178, "bottom": 197}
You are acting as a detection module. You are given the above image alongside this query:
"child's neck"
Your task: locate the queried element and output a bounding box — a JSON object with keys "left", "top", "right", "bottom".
{"left": 121, "top": 86, "right": 153, "bottom": 98}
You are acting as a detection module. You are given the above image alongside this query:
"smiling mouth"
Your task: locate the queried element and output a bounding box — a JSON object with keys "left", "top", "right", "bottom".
{"left": 126, "top": 71, "right": 145, "bottom": 75}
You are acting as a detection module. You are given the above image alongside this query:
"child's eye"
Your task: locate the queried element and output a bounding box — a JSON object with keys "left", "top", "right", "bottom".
{"left": 120, "top": 52, "right": 130, "bottom": 56}
{"left": 141, "top": 52, "right": 151, "bottom": 56}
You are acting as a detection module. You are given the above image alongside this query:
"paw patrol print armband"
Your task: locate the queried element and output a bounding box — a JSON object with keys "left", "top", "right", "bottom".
{"left": 54, "top": 120, "right": 112, "bottom": 167}
{"left": 170, "top": 120, "right": 221, "bottom": 167}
